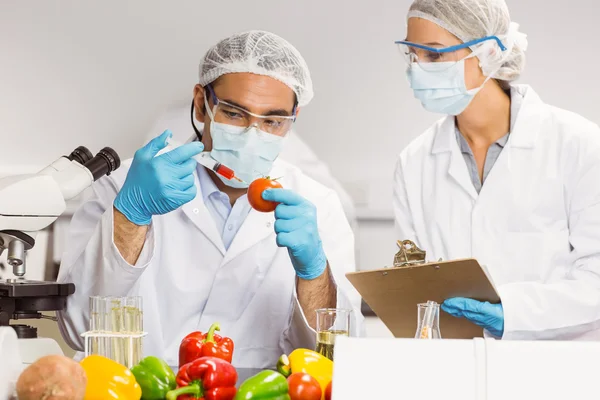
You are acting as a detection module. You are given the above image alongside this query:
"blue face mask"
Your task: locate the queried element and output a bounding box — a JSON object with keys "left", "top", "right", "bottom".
{"left": 406, "top": 59, "right": 488, "bottom": 116}
{"left": 208, "top": 120, "right": 285, "bottom": 189}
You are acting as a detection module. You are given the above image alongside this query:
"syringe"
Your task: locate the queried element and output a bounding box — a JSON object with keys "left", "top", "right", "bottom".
{"left": 165, "top": 138, "right": 246, "bottom": 184}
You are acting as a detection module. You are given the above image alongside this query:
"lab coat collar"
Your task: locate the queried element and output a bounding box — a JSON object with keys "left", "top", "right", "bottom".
{"left": 431, "top": 117, "right": 456, "bottom": 154}
{"left": 181, "top": 164, "right": 277, "bottom": 262}
{"left": 431, "top": 84, "right": 545, "bottom": 154}
{"left": 180, "top": 134, "right": 281, "bottom": 263}
{"left": 506, "top": 85, "right": 544, "bottom": 149}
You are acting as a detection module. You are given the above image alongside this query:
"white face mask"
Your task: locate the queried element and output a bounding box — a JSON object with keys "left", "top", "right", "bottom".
{"left": 204, "top": 97, "right": 285, "bottom": 189}
{"left": 406, "top": 56, "right": 496, "bottom": 116}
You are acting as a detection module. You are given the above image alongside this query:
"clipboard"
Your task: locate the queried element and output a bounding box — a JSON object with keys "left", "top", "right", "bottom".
{"left": 346, "top": 241, "right": 500, "bottom": 339}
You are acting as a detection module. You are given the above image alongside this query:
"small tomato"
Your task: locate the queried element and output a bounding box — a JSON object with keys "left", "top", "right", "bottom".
{"left": 247, "top": 176, "right": 283, "bottom": 213}
{"left": 287, "top": 372, "right": 322, "bottom": 400}
{"left": 325, "top": 380, "right": 332, "bottom": 400}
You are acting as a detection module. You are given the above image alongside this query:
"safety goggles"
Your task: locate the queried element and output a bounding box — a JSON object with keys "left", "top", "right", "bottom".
{"left": 204, "top": 85, "right": 297, "bottom": 137}
{"left": 395, "top": 36, "right": 507, "bottom": 72}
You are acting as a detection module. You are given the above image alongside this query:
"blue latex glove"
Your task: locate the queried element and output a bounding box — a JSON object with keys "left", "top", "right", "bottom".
{"left": 262, "top": 189, "right": 327, "bottom": 280}
{"left": 114, "top": 130, "right": 204, "bottom": 225}
{"left": 442, "top": 297, "right": 504, "bottom": 337}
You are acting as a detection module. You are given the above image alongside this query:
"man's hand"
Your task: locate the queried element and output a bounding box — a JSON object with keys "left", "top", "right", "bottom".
{"left": 262, "top": 188, "right": 335, "bottom": 328}
{"left": 442, "top": 297, "right": 504, "bottom": 337}
{"left": 114, "top": 130, "right": 204, "bottom": 226}
{"left": 262, "top": 189, "right": 327, "bottom": 280}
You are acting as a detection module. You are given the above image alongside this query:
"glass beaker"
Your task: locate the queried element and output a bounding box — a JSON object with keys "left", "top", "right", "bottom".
{"left": 315, "top": 308, "right": 351, "bottom": 361}
{"left": 415, "top": 301, "right": 441, "bottom": 339}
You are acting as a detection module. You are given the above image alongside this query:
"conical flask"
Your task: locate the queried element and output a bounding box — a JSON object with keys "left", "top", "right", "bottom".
{"left": 415, "top": 301, "right": 442, "bottom": 339}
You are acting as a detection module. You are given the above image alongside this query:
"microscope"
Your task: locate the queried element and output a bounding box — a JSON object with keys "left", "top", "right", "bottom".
{"left": 0, "top": 146, "right": 120, "bottom": 344}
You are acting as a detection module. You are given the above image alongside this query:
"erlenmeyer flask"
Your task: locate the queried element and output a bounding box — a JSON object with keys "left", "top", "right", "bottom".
{"left": 415, "top": 301, "right": 442, "bottom": 339}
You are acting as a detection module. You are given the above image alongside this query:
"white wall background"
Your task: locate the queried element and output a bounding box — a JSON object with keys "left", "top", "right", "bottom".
{"left": 1, "top": 0, "right": 600, "bottom": 272}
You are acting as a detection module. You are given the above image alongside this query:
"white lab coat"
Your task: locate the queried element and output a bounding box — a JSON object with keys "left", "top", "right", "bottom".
{"left": 393, "top": 85, "right": 600, "bottom": 340}
{"left": 57, "top": 156, "right": 363, "bottom": 368}
{"left": 144, "top": 105, "right": 358, "bottom": 231}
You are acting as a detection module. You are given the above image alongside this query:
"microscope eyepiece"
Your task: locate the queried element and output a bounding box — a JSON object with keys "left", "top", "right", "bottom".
{"left": 68, "top": 146, "right": 94, "bottom": 165}
{"left": 84, "top": 147, "right": 121, "bottom": 181}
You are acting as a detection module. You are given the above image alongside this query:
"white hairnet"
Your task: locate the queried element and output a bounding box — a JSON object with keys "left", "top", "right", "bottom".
{"left": 198, "top": 30, "right": 314, "bottom": 107}
{"left": 408, "top": 0, "right": 528, "bottom": 84}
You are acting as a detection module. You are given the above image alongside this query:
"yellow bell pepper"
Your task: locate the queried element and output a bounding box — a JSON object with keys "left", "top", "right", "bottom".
{"left": 80, "top": 355, "right": 142, "bottom": 400}
{"left": 277, "top": 348, "right": 333, "bottom": 400}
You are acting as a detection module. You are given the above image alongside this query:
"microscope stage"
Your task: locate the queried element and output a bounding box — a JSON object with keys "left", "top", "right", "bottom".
{"left": 0, "top": 280, "right": 75, "bottom": 298}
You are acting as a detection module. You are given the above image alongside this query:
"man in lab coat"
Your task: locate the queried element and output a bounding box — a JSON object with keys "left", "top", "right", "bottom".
{"left": 57, "top": 30, "right": 363, "bottom": 368}
{"left": 144, "top": 105, "right": 359, "bottom": 232}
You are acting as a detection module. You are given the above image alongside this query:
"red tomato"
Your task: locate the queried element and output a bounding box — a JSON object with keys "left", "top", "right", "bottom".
{"left": 247, "top": 177, "right": 282, "bottom": 213}
{"left": 324, "top": 380, "right": 332, "bottom": 400}
{"left": 287, "top": 372, "right": 322, "bottom": 400}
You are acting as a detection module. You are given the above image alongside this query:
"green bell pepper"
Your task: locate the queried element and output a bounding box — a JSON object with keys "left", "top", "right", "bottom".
{"left": 130, "top": 356, "right": 176, "bottom": 400}
{"left": 234, "top": 370, "right": 290, "bottom": 400}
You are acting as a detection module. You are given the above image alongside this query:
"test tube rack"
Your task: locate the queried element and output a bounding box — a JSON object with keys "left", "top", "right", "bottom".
{"left": 80, "top": 330, "right": 148, "bottom": 369}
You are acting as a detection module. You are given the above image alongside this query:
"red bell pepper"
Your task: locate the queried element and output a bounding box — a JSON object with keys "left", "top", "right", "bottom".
{"left": 179, "top": 322, "right": 234, "bottom": 367}
{"left": 166, "top": 356, "right": 237, "bottom": 400}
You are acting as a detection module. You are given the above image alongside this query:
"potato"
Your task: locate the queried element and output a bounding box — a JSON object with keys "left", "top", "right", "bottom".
{"left": 16, "top": 355, "right": 87, "bottom": 400}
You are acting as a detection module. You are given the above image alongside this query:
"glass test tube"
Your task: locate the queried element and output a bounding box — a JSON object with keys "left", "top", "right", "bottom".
{"left": 88, "top": 296, "right": 103, "bottom": 355}
{"left": 105, "top": 296, "right": 124, "bottom": 365}
{"left": 123, "top": 296, "right": 143, "bottom": 368}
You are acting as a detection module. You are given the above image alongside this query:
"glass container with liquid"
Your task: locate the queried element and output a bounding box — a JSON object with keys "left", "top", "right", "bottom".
{"left": 88, "top": 296, "right": 104, "bottom": 355}
{"left": 315, "top": 308, "right": 351, "bottom": 361}
{"left": 122, "top": 296, "right": 143, "bottom": 367}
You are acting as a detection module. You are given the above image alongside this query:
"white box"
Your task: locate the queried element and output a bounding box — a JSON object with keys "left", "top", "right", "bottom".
{"left": 332, "top": 337, "right": 600, "bottom": 399}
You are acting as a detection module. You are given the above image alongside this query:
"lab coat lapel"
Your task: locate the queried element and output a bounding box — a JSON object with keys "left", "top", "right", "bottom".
{"left": 478, "top": 85, "right": 545, "bottom": 199}
{"left": 181, "top": 170, "right": 226, "bottom": 256}
{"left": 222, "top": 209, "right": 275, "bottom": 265}
{"left": 504, "top": 85, "right": 543, "bottom": 150}
{"left": 221, "top": 163, "right": 286, "bottom": 265}
{"left": 432, "top": 117, "right": 478, "bottom": 200}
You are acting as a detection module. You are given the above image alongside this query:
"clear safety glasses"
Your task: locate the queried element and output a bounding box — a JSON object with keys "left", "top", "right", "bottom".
{"left": 204, "top": 85, "right": 297, "bottom": 137}
{"left": 395, "top": 36, "right": 507, "bottom": 72}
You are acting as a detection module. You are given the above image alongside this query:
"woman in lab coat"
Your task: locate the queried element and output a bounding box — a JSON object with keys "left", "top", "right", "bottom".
{"left": 57, "top": 30, "right": 363, "bottom": 368}
{"left": 394, "top": 0, "right": 600, "bottom": 339}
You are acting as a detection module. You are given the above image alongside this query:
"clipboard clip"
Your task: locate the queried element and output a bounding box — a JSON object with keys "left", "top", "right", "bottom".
{"left": 393, "top": 239, "right": 427, "bottom": 267}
